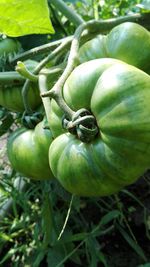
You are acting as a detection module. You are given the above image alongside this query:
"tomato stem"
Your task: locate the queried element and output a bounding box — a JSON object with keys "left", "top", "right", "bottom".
{"left": 0, "top": 71, "right": 24, "bottom": 85}
{"left": 10, "top": 36, "right": 73, "bottom": 64}
{"left": 16, "top": 61, "right": 38, "bottom": 82}
{"left": 21, "top": 39, "right": 71, "bottom": 113}
{"left": 39, "top": 71, "right": 74, "bottom": 121}
{"left": 38, "top": 66, "right": 64, "bottom": 124}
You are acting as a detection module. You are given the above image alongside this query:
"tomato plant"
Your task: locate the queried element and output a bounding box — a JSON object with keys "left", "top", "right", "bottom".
{"left": 7, "top": 119, "right": 54, "bottom": 180}
{"left": 49, "top": 59, "right": 150, "bottom": 196}
{"left": 1, "top": 1, "right": 150, "bottom": 266}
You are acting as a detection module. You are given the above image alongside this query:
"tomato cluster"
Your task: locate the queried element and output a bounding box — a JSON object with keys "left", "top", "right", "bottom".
{"left": 1, "top": 22, "right": 150, "bottom": 196}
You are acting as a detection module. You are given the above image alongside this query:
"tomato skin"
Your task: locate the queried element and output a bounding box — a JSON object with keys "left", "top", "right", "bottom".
{"left": 7, "top": 119, "right": 54, "bottom": 180}
{"left": 49, "top": 60, "right": 150, "bottom": 196}
{"left": 105, "top": 22, "right": 150, "bottom": 72}
{"left": 78, "top": 22, "right": 150, "bottom": 73}
{"left": 49, "top": 99, "right": 66, "bottom": 138}
{"left": 78, "top": 35, "right": 107, "bottom": 63}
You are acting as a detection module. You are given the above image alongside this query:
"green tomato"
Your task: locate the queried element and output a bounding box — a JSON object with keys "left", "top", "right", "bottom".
{"left": 7, "top": 119, "right": 54, "bottom": 180}
{"left": 49, "top": 58, "right": 123, "bottom": 138}
{"left": 0, "top": 60, "right": 41, "bottom": 112}
{"left": 105, "top": 22, "right": 150, "bottom": 72}
{"left": 0, "top": 81, "right": 41, "bottom": 112}
{"left": 78, "top": 22, "right": 150, "bottom": 73}
{"left": 0, "top": 37, "right": 21, "bottom": 57}
{"left": 49, "top": 59, "right": 150, "bottom": 196}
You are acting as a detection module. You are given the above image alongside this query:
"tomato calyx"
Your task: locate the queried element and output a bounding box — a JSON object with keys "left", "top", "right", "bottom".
{"left": 21, "top": 111, "right": 43, "bottom": 129}
{"left": 62, "top": 108, "right": 99, "bottom": 143}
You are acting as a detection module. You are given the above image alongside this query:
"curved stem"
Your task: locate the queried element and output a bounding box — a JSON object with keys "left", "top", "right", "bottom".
{"left": 39, "top": 70, "right": 74, "bottom": 120}
{"left": 50, "top": 89, "right": 75, "bottom": 120}
{"left": 50, "top": 0, "right": 84, "bottom": 26}
{"left": 38, "top": 64, "right": 72, "bottom": 122}
{"left": 33, "top": 38, "right": 72, "bottom": 75}
{"left": 84, "top": 13, "right": 142, "bottom": 33}
{"left": 16, "top": 61, "right": 38, "bottom": 82}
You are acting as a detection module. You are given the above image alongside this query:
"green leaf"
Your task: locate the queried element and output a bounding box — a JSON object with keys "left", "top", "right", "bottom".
{"left": 33, "top": 249, "right": 47, "bottom": 267}
{"left": 116, "top": 224, "right": 147, "bottom": 262}
{"left": 42, "top": 193, "right": 53, "bottom": 248}
{"left": 47, "top": 246, "right": 65, "bottom": 267}
{"left": 0, "top": 0, "right": 55, "bottom": 37}
{"left": 87, "top": 237, "right": 108, "bottom": 267}
{"left": 99, "top": 210, "right": 121, "bottom": 227}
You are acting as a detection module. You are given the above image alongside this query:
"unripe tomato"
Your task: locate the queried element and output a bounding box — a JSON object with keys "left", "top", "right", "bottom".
{"left": 0, "top": 37, "right": 21, "bottom": 57}
{"left": 7, "top": 119, "right": 54, "bottom": 180}
{"left": 49, "top": 59, "right": 150, "bottom": 196}
{"left": 78, "top": 22, "right": 150, "bottom": 73}
{"left": 0, "top": 60, "right": 40, "bottom": 112}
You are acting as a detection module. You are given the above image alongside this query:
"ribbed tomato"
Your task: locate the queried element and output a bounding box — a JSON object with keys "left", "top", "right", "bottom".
{"left": 49, "top": 59, "right": 150, "bottom": 196}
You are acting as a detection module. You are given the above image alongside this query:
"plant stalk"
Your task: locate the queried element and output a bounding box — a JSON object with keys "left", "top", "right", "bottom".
{"left": 10, "top": 36, "right": 73, "bottom": 64}
{"left": 0, "top": 71, "right": 25, "bottom": 86}
{"left": 22, "top": 38, "right": 71, "bottom": 113}
{"left": 49, "top": 0, "right": 84, "bottom": 26}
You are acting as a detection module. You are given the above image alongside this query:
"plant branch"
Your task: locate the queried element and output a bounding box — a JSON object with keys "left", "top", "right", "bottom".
{"left": 0, "top": 71, "right": 25, "bottom": 86}
{"left": 38, "top": 65, "right": 65, "bottom": 124}
{"left": 10, "top": 36, "right": 73, "bottom": 65}
{"left": 39, "top": 25, "right": 85, "bottom": 105}
{"left": 22, "top": 38, "right": 71, "bottom": 113}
